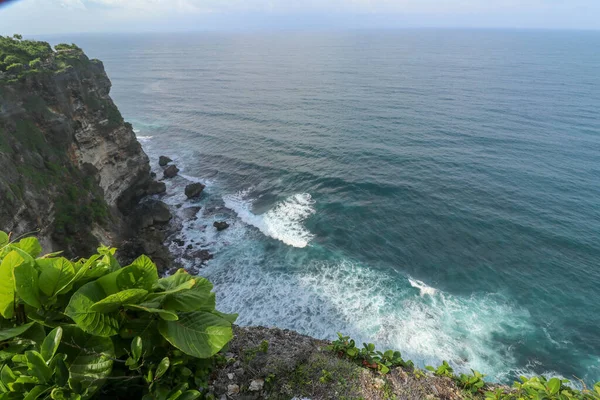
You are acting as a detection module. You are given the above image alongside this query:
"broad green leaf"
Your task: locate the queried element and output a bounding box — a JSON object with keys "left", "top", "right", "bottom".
{"left": 66, "top": 257, "right": 160, "bottom": 336}
{"left": 211, "top": 310, "right": 238, "bottom": 324}
{"left": 124, "top": 304, "right": 178, "bottom": 321}
{"left": 0, "top": 322, "right": 35, "bottom": 341}
{"left": 64, "top": 281, "right": 119, "bottom": 337}
{"left": 155, "top": 357, "right": 169, "bottom": 380}
{"left": 156, "top": 269, "right": 196, "bottom": 291}
{"left": 0, "top": 251, "right": 19, "bottom": 319}
{"left": 90, "top": 289, "right": 148, "bottom": 313}
{"left": 0, "top": 365, "right": 16, "bottom": 387}
{"left": 158, "top": 311, "right": 233, "bottom": 359}
{"left": 114, "top": 255, "right": 158, "bottom": 291}
{"left": 41, "top": 327, "right": 63, "bottom": 362}
{"left": 162, "top": 275, "right": 214, "bottom": 312}
{"left": 58, "top": 326, "right": 114, "bottom": 399}
{"left": 14, "top": 260, "right": 41, "bottom": 308}
{"left": 26, "top": 351, "right": 52, "bottom": 383}
{"left": 23, "top": 385, "right": 50, "bottom": 400}
{"left": 131, "top": 336, "right": 142, "bottom": 362}
{"left": 60, "top": 254, "right": 100, "bottom": 293}
{"left": 0, "top": 232, "right": 8, "bottom": 247}
{"left": 595, "top": 382, "right": 600, "bottom": 395}
{"left": 547, "top": 378, "right": 561, "bottom": 395}
{"left": 16, "top": 238, "right": 42, "bottom": 258}
{"left": 178, "top": 390, "right": 201, "bottom": 400}
{"left": 37, "top": 258, "right": 75, "bottom": 297}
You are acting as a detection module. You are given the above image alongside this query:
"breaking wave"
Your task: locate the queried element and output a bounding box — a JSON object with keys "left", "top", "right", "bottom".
{"left": 222, "top": 190, "right": 315, "bottom": 248}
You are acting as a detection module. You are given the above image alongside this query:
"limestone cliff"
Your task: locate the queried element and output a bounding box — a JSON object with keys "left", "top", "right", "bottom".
{"left": 0, "top": 41, "right": 151, "bottom": 256}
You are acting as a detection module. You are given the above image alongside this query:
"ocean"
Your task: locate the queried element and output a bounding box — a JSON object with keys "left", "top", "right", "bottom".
{"left": 48, "top": 30, "right": 600, "bottom": 384}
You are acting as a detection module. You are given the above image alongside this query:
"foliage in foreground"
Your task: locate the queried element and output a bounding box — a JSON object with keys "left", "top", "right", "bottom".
{"left": 330, "top": 333, "right": 600, "bottom": 400}
{"left": 0, "top": 231, "right": 237, "bottom": 399}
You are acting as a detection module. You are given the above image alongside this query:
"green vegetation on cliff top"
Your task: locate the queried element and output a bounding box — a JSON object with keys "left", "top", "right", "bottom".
{"left": 0, "top": 35, "right": 97, "bottom": 82}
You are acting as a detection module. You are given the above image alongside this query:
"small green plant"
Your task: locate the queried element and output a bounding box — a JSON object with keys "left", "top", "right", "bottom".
{"left": 0, "top": 231, "right": 237, "bottom": 399}
{"left": 243, "top": 340, "right": 269, "bottom": 364}
{"left": 426, "top": 360, "right": 454, "bottom": 378}
{"left": 458, "top": 369, "right": 486, "bottom": 393}
{"left": 484, "top": 376, "right": 600, "bottom": 400}
{"left": 319, "top": 369, "right": 333, "bottom": 384}
{"left": 329, "top": 333, "right": 412, "bottom": 375}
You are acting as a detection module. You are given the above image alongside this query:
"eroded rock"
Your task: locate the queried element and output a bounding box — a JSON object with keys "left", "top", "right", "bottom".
{"left": 213, "top": 221, "right": 229, "bottom": 231}
{"left": 146, "top": 180, "right": 166, "bottom": 195}
{"left": 163, "top": 164, "right": 179, "bottom": 179}
{"left": 185, "top": 182, "right": 205, "bottom": 199}
{"left": 159, "top": 156, "right": 172, "bottom": 166}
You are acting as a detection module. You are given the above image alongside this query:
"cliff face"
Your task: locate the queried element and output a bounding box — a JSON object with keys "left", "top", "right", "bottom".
{"left": 0, "top": 45, "right": 151, "bottom": 255}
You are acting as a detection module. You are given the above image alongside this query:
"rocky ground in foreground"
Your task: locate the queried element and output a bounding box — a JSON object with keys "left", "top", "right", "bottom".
{"left": 208, "top": 326, "right": 477, "bottom": 400}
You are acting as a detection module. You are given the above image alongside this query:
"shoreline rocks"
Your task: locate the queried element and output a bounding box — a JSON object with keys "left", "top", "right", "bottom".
{"left": 146, "top": 180, "right": 166, "bottom": 195}
{"left": 213, "top": 221, "right": 229, "bottom": 231}
{"left": 159, "top": 155, "right": 172, "bottom": 166}
{"left": 185, "top": 182, "right": 205, "bottom": 199}
{"left": 163, "top": 164, "right": 179, "bottom": 179}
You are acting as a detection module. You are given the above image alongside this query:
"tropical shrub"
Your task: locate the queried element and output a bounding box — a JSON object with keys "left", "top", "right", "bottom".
{"left": 329, "top": 333, "right": 413, "bottom": 375}
{"left": 330, "top": 334, "right": 600, "bottom": 399}
{"left": 0, "top": 230, "right": 236, "bottom": 399}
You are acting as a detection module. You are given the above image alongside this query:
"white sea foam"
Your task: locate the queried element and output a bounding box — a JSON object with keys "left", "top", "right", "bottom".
{"left": 222, "top": 190, "right": 315, "bottom": 248}
{"left": 136, "top": 135, "right": 153, "bottom": 142}
{"left": 408, "top": 278, "right": 437, "bottom": 297}
{"left": 202, "top": 249, "right": 535, "bottom": 381}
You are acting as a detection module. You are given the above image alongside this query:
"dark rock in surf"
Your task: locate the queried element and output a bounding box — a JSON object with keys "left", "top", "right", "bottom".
{"left": 163, "top": 164, "right": 179, "bottom": 179}
{"left": 173, "top": 238, "right": 185, "bottom": 247}
{"left": 185, "top": 182, "right": 205, "bottom": 199}
{"left": 146, "top": 180, "right": 166, "bottom": 195}
{"left": 190, "top": 249, "right": 213, "bottom": 262}
{"left": 213, "top": 221, "right": 229, "bottom": 231}
{"left": 159, "top": 156, "right": 172, "bottom": 166}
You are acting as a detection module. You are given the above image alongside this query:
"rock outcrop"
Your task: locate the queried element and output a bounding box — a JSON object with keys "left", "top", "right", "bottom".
{"left": 0, "top": 43, "right": 153, "bottom": 256}
{"left": 158, "top": 155, "right": 172, "bottom": 166}
{"left": 213, "top": 221, "right": 229, "bottom": 231}
{"left": 185, "top": 182, "right": 205, "bottom": 198}
{"left": 163, "top": 164, "right": 179, "bottom": 179}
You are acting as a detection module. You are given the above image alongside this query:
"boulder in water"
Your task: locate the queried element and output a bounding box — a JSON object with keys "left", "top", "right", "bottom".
{"left": 185, "top": 182, "right": 205, "bottom": 199}
{"left": 213, "top": 221, "right": 229, "bottom": 231}
{"left": 190, "top": 249, "right": 214, "bottom": 262}
{"left": 163, "top": 164, "right": 179, "bottom": 179}
{"left": 159, "top": 156, "right": 172, "bottom": 166}
{"left": 146, "top": 180, "right": 166, "bottom": 195}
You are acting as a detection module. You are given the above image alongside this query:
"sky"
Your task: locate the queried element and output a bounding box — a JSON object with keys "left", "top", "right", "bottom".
{"left": 1, "top": 0, "right": 599, "bottom": 35}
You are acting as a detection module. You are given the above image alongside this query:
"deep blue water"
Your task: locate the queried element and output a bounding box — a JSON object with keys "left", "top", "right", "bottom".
{"left": 48, "top": 30, "right": 600, "bottom": 383}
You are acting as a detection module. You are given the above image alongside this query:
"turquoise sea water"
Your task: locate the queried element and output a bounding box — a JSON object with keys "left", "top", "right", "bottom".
{"left": 50, "top": 31, "right": 600, "bottom": 383}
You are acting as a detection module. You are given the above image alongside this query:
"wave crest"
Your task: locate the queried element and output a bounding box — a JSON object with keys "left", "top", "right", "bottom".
{"left": 223, "top": 190, "right": 315, "bottom": 248}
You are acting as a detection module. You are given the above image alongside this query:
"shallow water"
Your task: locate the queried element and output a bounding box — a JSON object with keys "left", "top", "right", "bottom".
{"left": 50, "top": 30, "right": 600, "bottom": 383}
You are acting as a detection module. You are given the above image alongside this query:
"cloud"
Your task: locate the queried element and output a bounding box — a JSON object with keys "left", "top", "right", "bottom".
{"left": 1, "top": 0, "right": 599, "bottom": 34}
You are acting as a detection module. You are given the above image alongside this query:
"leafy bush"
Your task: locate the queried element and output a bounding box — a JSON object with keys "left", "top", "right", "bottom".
{"left": 29, "top": 59, "right": 42, "bottom": 70}
{"left": 5, "top": 63, "right": 24, "bottom": 74}
{"left": 330, "top": 334, "right": 600, "bottom": 399}
{"left": 426, "top": 360, "right": 454, "bottom": 378}
{"left": 458, "top": 369, "right": 486, "bottom": 393}
{"left": 329, "top": 333, "right": 413, "bottom": 375}
{"left": 0, "top": 231, "right": 236, "bottom": 399}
